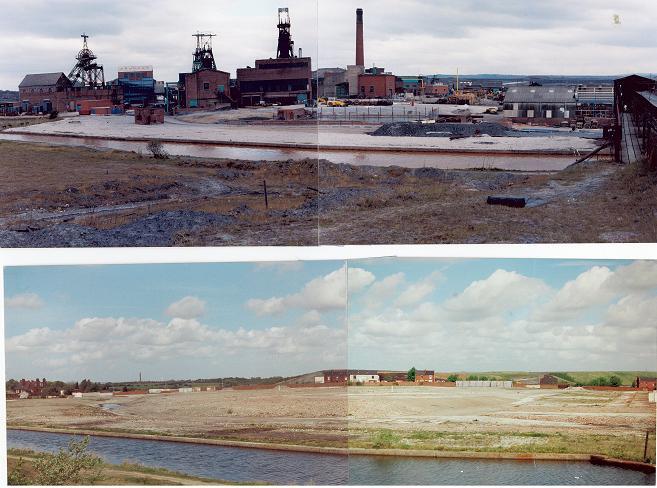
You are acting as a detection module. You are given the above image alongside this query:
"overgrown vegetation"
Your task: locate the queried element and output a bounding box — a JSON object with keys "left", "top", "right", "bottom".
{"left": 146, "top": 140, "right": 169, "bottom": 160}
{"left": 8, "top": 437, "right": 102, "bottom": 485}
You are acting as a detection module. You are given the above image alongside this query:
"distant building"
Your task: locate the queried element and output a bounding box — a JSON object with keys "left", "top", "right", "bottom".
{"left": 636, "top": 377, "right": 657, "bottom": 390}
{"left": 178, "top": 69, "right": 231, "bottom": 110}
{"left": 358, "top": 73, "right": 396, "bottom": 98}
{"left": 236, "top": 8, "right": 312, "bottom": 106}
{"left": 503, "top": 85, "right": 576, "bottom": 122}
{"left": 116, "top": 66, "right": 156, "bottom": 106}
{"left": 415, "top": 370, "right": 435, "bottom": 383}
{"left": 18, "top": 72, "right": 72, "bottom": 113}
{"left": 539, "top": 374, "right": 568, "bottom": 389}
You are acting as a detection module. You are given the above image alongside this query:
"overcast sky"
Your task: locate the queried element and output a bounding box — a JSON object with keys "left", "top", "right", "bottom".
{"left": 1, "top": 0, "right": 656, "bottom": 90}
{"left": 5, "top": 259, "right": 656, "bottom": 382}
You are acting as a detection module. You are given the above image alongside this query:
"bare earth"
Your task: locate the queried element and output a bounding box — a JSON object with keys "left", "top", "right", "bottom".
{"left": 1, "top": 139, "right": 655, "bottom": 246}
{"left": 6, "top": 386, "right": 656, "bottom": 460}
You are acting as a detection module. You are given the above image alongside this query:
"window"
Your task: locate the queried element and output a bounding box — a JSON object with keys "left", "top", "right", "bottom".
{"left": 203, "top": 82, "right": 210, "bottom": 90}
{"left": 369, "top": 86, "right": 374, "bottom": 93}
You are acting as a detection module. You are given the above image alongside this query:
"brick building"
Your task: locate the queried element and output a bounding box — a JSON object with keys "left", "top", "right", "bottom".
{"left": 636, "top": 377, "right": 657, "bottom": 390}
{"left": 237, "top": 57, "right": 312, "bottom": 106}
{"left": 357, "top": 73, "right": 396, "bottom": 98}
{"left": 415, "top": 370, "right": 435, "bottom": 383}
{"left": 178, "top": 69, "right": 231, "bottom": 110}
{"left": 18, "top": 72, "right": 122, "bottom": 114}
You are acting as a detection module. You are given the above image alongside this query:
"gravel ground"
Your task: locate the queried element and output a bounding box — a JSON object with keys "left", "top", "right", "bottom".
{"left": 0, "top": 211, "right": 236, "bottom": 247}
{"left": 372, "top": 122, "right": 603, "bottom": 139}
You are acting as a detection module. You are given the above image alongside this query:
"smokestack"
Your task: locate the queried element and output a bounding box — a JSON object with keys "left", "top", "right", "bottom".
{"left": 356, "top": 8, "right": 364, "bottom": 67}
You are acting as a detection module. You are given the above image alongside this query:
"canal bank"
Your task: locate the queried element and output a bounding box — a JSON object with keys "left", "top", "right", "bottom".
{"left": 9, "top": 426, "right": 656, "bottom": 468}
{"left": 7, "top": 429, "right": 656, "bottom": 485}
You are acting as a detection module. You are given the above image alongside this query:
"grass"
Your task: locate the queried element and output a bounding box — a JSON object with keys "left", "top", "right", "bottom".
{"left": 7, "top": 449, "right": 263, "bottom": 485}
{"left": 349, "top": 429, "right": 656, "bottom": 463}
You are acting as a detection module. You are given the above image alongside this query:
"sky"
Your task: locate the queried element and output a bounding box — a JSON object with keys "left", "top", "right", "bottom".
{"left": 1, "top": 0, "right": 657, "bottom": 90}
{"left": 4, "top": 262, "right": 349, "bottom": 381}
{"left": 348, "top": 258, "right": 657, "bottom": 373}
{"left": 5, "top": 259, "right": 656, "bottom": 382}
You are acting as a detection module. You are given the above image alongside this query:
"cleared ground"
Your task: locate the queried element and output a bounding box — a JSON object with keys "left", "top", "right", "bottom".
{"left": 6, "top": 387, "right": 349, "bottom": 448}
{"left": 6, "top": 386, "right": 656, "bottom": 461}
{"left": 0, "top": 140, "right": 318, "bottom": 246}
{"left": 2, "top": 139, "right": 655, "bottom": 245}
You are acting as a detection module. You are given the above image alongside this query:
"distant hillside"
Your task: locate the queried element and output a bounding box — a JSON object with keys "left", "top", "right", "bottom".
{"left": 0, "top": 90, "right": 18, "bottom": 101}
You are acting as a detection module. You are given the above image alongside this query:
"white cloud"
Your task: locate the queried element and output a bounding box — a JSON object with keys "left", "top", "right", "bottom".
{"left": 165, "top": 296, "right": 206, "bottom": 319}
{"left": 394, "top": 271, "right": 443, "bottom": 307}
{"left": 442, "top": 269, "right": 549, "bottom": 322}
{"left": 247, "top": 265, "right": 374, "bottom": 315}
{"left": 6, "top": 292, "right": 44, "bottom": 309}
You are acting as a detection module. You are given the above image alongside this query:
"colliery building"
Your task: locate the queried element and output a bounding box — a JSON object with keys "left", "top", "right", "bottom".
{"left": 236, "top": 8, "right": 312, "bottom": 106}
{"left": 178, "top": 33, "right": 232, "bottom": 110}
{"left": 115, "top": 66, "right": 156, "bottom": 107}
{"left": 18, "top": 35, "right": 122, "bottom": 114}
{"left": 503, "top": 85, "right": 577, "bottom": 123}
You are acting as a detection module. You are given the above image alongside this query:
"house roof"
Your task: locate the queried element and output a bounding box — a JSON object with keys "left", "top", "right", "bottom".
{"left": 19, "top": 72, "right": 69, "bottom": 88}
{"left": 504, "top": 85, "right": 575, "bottom": 104}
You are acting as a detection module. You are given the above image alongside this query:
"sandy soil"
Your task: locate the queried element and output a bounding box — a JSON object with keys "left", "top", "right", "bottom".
{"left": 6, "top": 115, "right": 598, "bottom": 153}
{"left": 347, "top": 387, "right": 656, "bottom": 434}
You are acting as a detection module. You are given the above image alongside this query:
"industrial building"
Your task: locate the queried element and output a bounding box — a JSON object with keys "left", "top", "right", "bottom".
{"left": 503, "top": 85, "right": 577, "bottom": 123}
{"left": 18, "top": 34, "right": 122, "bottom": 114}
{"left": 178, "top": 33, "right": 232, "bottom": 110}
{"left": 575, "top": 85, "right": 614, "bottom": 121}
{"left": 236, "top": 8, "right": 312, "bottom": 106}
{"left": 315, "top": 369, "right": 436, "bottom": 384}
{"left": 115, "top": 66, "right": 156, "bottom": 107}
{"left": 636, "top": 377, "right": 657, "bottom": 390}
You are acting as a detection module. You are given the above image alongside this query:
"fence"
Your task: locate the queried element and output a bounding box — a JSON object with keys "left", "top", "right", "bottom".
{"left": 455, "top": 380, "right": 513, "bottom": 388}
{"left": 317, "top": 105, "right": 446, "bottom": 124}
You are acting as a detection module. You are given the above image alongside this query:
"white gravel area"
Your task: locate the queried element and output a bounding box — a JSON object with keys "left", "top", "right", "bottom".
{"left": 7, "top": 115, "right": 598, "bottom": 153}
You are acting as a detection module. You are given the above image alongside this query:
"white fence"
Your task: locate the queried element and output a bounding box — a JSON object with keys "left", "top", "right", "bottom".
{"left": 456, "top": 380, "right": 513, "bottom": 388}
{"left": 649, "top": 391, "right": 655, "bottom": 403}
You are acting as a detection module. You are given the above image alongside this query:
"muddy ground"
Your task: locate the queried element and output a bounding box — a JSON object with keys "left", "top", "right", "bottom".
{"left": 1, "top": 140, "right": 655, "bottom": 246}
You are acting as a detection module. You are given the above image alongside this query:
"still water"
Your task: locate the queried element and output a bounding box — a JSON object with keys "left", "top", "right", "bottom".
{"left": 7, "top": 429, "right": 655, "bottom": 485}
{"left": 0, "top": 133, "right": 573, "bottom": 171}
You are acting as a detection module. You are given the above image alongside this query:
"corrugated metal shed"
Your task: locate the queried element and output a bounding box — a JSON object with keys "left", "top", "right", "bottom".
{"left": 504, "top": 85, "right": 575, "bottom": 104}
{"left": 638, "top": 91, "right": 657, "bottom": 110}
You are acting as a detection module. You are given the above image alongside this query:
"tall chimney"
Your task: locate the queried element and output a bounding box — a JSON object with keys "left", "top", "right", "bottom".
{"left": 356, "top": 8, "right": 364, "bottom": 67}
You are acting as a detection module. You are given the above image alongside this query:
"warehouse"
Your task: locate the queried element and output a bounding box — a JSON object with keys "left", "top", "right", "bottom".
{"left": 358, "top": 73, "right": 396, "bottom": 98}
{"left": 503, "top": 85, "right": 576, "bottom": 123}
{"left": 116, "top": 66, "right": 156, "bottom": 107}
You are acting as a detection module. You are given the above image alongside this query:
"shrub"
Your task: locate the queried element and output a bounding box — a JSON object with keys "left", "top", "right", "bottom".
{"left": 32, "top": 436, "right": 103, "bottom": 485}
{"left": 146, "top": 140, "right": 169, "bottom": 159}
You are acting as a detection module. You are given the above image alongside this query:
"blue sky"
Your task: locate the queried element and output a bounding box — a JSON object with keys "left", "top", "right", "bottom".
{"left": 5, "top": 259, "right": 657, "bottom": 382}
{"left": 2, "top": 0, "right": 657, "bottom": 89}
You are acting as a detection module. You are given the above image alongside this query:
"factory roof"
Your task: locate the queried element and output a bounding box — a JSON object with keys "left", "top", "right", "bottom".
{"left": 638, "top": 91, "right": 657, "bottom": 110}
{"left": 504, "top": 85, "right": 575, "bottom": 104}
{"left": 19, "top": 72, "right": 70, "bottom": 88}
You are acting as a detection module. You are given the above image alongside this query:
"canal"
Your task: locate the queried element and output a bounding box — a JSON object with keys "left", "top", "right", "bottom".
{"left": 7, "top": 429, "right": 655, "bottom": 485}
{"left": 0, "top": 133, "right": 574, "bottom": 171}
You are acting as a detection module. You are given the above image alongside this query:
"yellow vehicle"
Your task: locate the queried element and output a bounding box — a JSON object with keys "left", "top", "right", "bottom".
{"left": 327, "top": 100, "right": 346, "bottom": 107}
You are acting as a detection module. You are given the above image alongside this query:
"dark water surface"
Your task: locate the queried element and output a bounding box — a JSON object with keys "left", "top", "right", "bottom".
{"left": 0, "top": 133, "right": 573, "bottom": 171}
{"left": 7, "top": 429, "right": 655, "bottom": 485}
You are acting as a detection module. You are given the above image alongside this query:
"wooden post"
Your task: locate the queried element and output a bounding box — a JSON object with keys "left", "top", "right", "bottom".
{"left": 263, "top": 180, "right": 268, "bottom": 209}
{"left": 643, "top": 430, "right": 650, "bottom": 462}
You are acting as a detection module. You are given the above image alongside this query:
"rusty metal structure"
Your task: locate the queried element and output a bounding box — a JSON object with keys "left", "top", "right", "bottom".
{"left": 276, "top": 8, "right": 295, "bottom": 59}
{"left": 68, "top": 34, "right": 105, "bottom": 88}
{"left": 192, "top": 33, "right": 217, "bottom": 72}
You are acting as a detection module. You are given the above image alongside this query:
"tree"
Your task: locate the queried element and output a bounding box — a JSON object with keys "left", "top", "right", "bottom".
{"left": 609, "top": 375, "right": 622, "bottom": 387}
{"left": 479, "top": 376, "right": 489, "bottom": 381}
{"left": 467, "top": 374, "right": 479, "bottom": 381}
{"left": 407, "top": 367, "right": 416, "bottom": 382}
{"left": 447, "top": 374, "right": 459, "bottom": 383}
{"left": 8, "top": 458, "right": 29, "bottom": 485}
{"left": 32, "top": 436, "right": 103, "bottom": 485}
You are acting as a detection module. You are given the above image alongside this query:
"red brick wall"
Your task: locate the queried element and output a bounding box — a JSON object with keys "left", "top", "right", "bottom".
{"left": 358, "top": 74, "right": 396, "bottom": 98}
{"left": 182, "top": 70, "right": 230, "bottom": 109}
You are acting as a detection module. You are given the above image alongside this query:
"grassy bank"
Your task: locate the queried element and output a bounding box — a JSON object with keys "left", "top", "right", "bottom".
{"left": 7, "top": 448, "right": 259, "bottom": 485}
{"left": 350, "top": 429, "right": 656, "bottom": 464}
